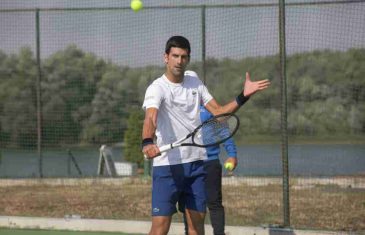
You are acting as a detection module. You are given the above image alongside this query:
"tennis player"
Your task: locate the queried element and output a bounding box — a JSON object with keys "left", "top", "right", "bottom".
{"left": 142, "top": 35, "right": 270, "bottom": 235}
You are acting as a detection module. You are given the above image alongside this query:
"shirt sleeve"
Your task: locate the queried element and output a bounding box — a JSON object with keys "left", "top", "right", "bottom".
{"left": 142, "top": 84, "right": 163, "bottom": 110}
{"left": 200, "top": 83, "right": 213, "bottom": 106}
{"left": 223, "top": 137, "right": 237, "bottom": 158}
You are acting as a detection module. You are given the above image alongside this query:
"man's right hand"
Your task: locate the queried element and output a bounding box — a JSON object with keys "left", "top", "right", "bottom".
{"left": 142, "top": 143, "right": 161, "bottom": 159}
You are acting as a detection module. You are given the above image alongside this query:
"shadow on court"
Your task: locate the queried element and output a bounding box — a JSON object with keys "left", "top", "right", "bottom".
{"left": 268, "top": 227, "right": 296, "bottom": 235}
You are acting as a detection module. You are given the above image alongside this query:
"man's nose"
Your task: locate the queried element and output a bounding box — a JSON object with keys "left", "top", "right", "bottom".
{"left": 177, "top": 57, "right": 182, "bottom": 64}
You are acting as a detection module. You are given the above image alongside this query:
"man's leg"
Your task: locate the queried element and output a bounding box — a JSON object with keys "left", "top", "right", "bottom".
{"left": 205, "top": 159, "right": 225, "bottom": 235}
{"left": 149, "top": 216, "right": 172, "bottom": 235}
{"left": 150, "top": 165, "right": 181, "bottom": 235}
{"left": 178, "top": 194, "right": 189, "bottom": 235}
{"left": 184, "top": 160, "right": 207, "bottom": 235}
{"left": 184, "top": 208, "right": 205, "bottom": 235}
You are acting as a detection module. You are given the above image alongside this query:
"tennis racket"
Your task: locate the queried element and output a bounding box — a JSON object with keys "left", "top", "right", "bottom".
{"left": 144, "top": 112, "right": 239, "bottom": 159}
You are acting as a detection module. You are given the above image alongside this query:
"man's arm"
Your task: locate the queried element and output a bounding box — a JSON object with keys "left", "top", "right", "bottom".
{"left": 205, "top": 72, "right": 270, "bottom": 115}
{"left": 142, "top": 107, "right": 157, "bottom": 139}
{"left": 223, "top": 138, "right": 238, "bottom": 170}
{"left": 142, "top": 107, "right": 160, "bottom": 159}
{"left": 205, "top": 98, "right": 239, "bottom": 116}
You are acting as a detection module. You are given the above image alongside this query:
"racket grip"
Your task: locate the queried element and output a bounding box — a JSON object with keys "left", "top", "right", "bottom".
{"left": 159, "top": 144, "right": 173, "bottom": 153}
{"left": 143, "top": 144, "right": 172, "bottom": 160}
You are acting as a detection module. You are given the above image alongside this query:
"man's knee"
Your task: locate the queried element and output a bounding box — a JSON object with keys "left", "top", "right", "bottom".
{"left": 149, "top": 216, "right": 172, "bottom": 235}
{"left": 185, "top": 209, "right": 205, "bottom": 235}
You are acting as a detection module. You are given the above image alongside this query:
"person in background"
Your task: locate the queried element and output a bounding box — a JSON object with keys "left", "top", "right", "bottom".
{"left": 202, "top": 105, "right": 237, "bottom": 235}
{"left": 180, "top": 105, "right": 237, "bottom": 235}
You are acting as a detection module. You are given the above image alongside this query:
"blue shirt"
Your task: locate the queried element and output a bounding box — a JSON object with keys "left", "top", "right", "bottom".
{"left": 200, "top": 106, "right": 237, "bottom": 162}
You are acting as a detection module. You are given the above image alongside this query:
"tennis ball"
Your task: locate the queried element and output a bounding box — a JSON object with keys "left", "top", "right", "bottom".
{"left": 224, "top": 162, "right": 234, "bottom": 171}
{"left": 130, "top": 0, "right": 143, "bottom": 12}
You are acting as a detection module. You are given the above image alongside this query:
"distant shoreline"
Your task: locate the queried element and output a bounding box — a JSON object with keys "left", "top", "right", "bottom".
{"left": 236, "top": 135, "right": 365, "bottom": 145}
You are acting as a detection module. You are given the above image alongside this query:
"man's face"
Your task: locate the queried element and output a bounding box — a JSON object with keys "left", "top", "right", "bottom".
{"left": 164, "top": 47, "right": 190, "bottom": 78}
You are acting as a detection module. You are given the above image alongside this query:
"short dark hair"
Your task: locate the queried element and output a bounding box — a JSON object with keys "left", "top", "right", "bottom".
{"left": 165, "top": 36, "right": 191, "bottom": 55}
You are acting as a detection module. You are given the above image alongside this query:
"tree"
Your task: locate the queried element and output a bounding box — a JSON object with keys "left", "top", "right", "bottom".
{"left": 80, "top": 65, "right": 128, "bottom": 144}
{"left": 0, "top": 47, "right": 38, "bottom": 148}
{"left": 123, "top": 109, "right": 144, "bottom": 168}
{"left": 41, "top": 45, "right": 106, "bottom": 146}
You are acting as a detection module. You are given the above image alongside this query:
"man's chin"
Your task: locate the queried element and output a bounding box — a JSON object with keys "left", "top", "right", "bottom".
{"left": 172, "top": 69, "right": 184, "bottom": 77}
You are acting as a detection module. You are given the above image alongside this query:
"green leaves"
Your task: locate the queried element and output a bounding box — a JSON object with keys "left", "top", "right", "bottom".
{"left": 0, "top": 46, "right": 364, "bottom": 148}
{"left": 123, "top": 109, "right": 144, "bottom": 167}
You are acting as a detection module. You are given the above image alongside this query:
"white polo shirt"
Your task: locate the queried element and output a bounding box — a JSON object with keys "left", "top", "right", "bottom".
{"left": 142, "top": 71, "right": 213, "bottom": 166}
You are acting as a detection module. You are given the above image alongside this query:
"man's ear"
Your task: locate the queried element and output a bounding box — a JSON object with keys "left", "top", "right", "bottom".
{"left": 164, "top": 53, "right": 168, "bottom": 64}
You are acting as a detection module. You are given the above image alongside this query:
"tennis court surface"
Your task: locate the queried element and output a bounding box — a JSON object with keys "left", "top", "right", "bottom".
{"left": 0, "top": 228, "right": 143, "bottom": 235}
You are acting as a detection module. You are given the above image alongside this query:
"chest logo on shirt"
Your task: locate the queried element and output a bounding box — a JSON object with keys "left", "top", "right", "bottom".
{"left": 192, "top": 90, "right": 197, "bottom": 96}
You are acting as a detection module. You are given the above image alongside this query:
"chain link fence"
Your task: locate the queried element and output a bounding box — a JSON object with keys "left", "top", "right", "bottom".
{"left": 0, "top": 0, "right": 364, "bottom": 232}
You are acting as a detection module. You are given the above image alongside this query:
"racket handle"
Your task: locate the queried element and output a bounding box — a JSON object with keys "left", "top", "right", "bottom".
{"left": 159, "top": 144, "right": 173, "bottom": 153}
{"left": 143, "top": 144, "right": 173, "bottom": 160}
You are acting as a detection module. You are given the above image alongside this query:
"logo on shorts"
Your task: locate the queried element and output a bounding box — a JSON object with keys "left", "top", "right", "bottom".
{"left": 153, "top": 207, "right": 160, "bottom": 213}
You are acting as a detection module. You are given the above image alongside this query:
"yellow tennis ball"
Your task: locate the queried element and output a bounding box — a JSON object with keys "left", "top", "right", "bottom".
{"left": 130, "top": 0, "right": 143, "bottom": 12}
{"left": 224, "top": 162, "right": 234, "bottom": 171}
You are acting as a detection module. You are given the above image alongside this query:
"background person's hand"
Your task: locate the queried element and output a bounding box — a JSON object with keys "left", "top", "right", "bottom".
{"left": 224, "top": 157, "right": 238, "bottom": 171}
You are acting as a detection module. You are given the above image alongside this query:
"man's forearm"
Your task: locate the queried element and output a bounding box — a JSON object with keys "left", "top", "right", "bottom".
{"left": 206, "top": 99, "right": 243, "bottom": 116}
{"left": 142, "top": 108, "right": 158, "bottom": 139}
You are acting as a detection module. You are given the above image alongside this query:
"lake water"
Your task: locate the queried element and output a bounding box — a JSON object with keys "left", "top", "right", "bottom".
{"left": 0, "top": 144, "right": 364, "bottom": 178}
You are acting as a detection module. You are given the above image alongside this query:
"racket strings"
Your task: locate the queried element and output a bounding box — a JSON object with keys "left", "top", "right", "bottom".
{"left": 194, "top": 115, "right": 238, "bottom": 146}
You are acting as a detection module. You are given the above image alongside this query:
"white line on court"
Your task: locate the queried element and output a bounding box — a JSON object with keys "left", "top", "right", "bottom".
{"left": 0, "top": 216, "right": 354, "bottom": 235}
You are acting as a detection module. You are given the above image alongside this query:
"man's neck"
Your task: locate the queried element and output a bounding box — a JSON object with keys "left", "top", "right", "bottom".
{"left": 165, "top": 71, "right": 184, "bottom": 83}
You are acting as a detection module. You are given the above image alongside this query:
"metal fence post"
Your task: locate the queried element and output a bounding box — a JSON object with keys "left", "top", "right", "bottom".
{"left": 201, "top": 5, "right": 206, "bottom": 85}
{"left": 279, "top": 0, "right": 290, "bottom": 227}
{"left": 36, "top": 9, "right": 43, "bottom": 178}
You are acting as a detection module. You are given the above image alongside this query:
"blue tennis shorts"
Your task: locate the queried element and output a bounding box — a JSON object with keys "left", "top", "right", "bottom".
{"left": 151, "top": 160, "right": 207, "bottom": 216}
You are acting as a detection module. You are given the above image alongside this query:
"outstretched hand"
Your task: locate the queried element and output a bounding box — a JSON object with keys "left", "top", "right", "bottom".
{"left": 243, "top": 72, "right": 270, "bottom": 97}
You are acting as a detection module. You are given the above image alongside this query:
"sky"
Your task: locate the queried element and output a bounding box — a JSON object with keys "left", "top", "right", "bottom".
{"left": 1, "top": 0, "right": 364, "bottom": 67}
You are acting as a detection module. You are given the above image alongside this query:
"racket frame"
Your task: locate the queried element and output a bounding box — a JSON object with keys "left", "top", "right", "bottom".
{"left": 158, "top": 112, "right": 239, "bottom": 153}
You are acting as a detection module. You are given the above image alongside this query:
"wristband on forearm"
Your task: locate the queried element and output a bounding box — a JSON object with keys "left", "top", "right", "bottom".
{"left": 236, "top": 92, "right": 250, "bottom": 106}
{"left": 141, "top": 138, "right": 154, "bottom": 149}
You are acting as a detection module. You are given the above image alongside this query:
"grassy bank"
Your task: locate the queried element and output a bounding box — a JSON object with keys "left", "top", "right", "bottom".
{"left": 0, "top": 177, "right": 364, "bottom": 232}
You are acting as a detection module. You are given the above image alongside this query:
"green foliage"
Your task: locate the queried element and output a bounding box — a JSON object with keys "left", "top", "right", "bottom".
{"left": 0, "top": 47, "right": 38, "bottom": 148}
{"left": 123, "top": 109, "right": 144, "bottom": 167}
{"left": 0, "top": 45, "right": 364, "bottom": 148}
{"left": 41, "top": 45, "right": 108, "bottom": 145}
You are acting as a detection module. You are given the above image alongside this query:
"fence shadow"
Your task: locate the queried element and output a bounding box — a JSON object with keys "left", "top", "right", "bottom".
{"left": 268, "top": 227, "right": 296, "bottom": 235}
